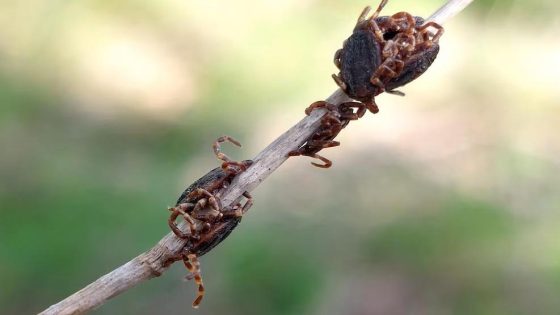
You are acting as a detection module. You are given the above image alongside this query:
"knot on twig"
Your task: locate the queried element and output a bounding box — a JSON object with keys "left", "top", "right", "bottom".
{"left": 142, "top": 245, "right": 186, "bottom": 277}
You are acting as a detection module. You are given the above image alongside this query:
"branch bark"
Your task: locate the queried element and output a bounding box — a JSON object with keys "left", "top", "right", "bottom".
{"left": 38, "top": 1, "right": 474, "bottom": 314}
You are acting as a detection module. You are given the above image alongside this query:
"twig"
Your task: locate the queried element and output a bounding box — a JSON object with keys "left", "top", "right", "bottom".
{"left": 427, "top": 0, "right": 475, "bottom": 24}
{"left": 38, "top": 1, "right": 474, "bottom": 314}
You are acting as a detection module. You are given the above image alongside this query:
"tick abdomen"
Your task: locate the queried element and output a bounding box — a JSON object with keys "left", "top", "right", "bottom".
{"left": 340, "top": 29, "right": 382, "bottom": 101}
{"left": 385, "top": 44, "right": 439, "bottom": 92}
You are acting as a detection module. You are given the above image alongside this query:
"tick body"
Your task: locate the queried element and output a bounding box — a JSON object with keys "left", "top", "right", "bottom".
{"left": 332, "top": 0, "right": 444, "bottom": 113}
{"left": 338, "top": 29, "right": 383, "bottom": 105}
{"left": 172, "top": 165, "right": 251, "bottom": 256}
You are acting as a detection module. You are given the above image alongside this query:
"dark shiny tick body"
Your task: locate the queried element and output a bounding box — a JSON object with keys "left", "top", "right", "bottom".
{"left": 381, "top": 17, "right": 440, "bottom": 92}
{"left": 174, "top": 165, "right": 245, "bottom": 257}
{"left": 339, "top": 29, "right": 383, "bottom": 102}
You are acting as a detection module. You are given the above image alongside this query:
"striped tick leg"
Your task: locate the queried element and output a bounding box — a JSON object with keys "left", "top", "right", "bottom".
{"left": 213, "top": 135, "right": 249, "bottom": 174}
{"left": 183, "top": 253, "right": 205, "bottom": 308}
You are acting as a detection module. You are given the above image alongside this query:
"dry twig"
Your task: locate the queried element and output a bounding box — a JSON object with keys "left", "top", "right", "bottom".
{"left": 38, "top": 1, "right": 474, "bottom": 314}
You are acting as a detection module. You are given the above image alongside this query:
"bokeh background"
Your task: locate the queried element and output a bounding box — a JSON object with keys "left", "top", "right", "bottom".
{"left": 2, "top": 0, "right": 560, "bottom": 314}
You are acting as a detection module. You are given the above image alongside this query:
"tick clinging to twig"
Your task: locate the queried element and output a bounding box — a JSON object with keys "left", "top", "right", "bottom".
{"left": 289, "top": 100, "right": 365, "bottom": 168}
{"left": 167, "top": 136, "right": 253, "bottom": 308}
{"left": 333, "top": 0, "right": 444, "bottom": 113}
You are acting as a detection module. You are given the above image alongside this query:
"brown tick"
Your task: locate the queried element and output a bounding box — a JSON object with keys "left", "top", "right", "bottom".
{"left": 289, "top": 100, "right": 365, "bottom": 168}
{"left": 167, "top": 136, "right": 253, "bottom": 308}
{"left": 332, "top": 0, "right": 444, "bottom": 113}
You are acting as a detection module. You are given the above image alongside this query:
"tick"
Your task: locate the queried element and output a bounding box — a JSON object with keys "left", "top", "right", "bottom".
{"left": 332, "top": 0, "right": 444, "bottom": 113}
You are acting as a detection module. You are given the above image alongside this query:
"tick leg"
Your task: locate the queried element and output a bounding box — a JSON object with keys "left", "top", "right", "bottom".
{"left": 418, "top": 22, "right": 444, "bottom": 44}
{"left": 221, "top": 204, "right": 243, "bottom": 218}
{"left": 178, "top": 206, "right": 199, "bottom": 239}
{"left": 308, "top": 139, "right": 340, "bottom": 149}
{"left": 288, "top": 104, "right": 343, "bottom": 168}
{"left": 371, "top": 0, "right": 388, "bottom": 19}
{"left": 365, "top": 101, "right": 380, "bottom": 114}
{"left": 370, "top": 77, "right": 385, "bottom": 93}
{"left": 370, "top": 57, "right": 404, "bottom": 92}
{"left": 192, "top": 200, "right": 223, "bottom": 221}
{"left": 169, "top": 208, "right": 189, "bottom": 239}
{"left": 310, "top": 127, "right": 341, "bottom": 142}
{"left": 356, "top": 6, "right": 371, "bottom": 25}
{"left": 333, "top": 49, "right": 342, "bottom": 69}
{"left": 187, "top": 188, "right": 223, "bottom": 221}
{"left": 394, "top": 59, "right": 404, "bottom": 73}
{"left": 213, "top": 135, "right": 241, "bottom": 163}
{"left": 305, "top": 102, "right": 344, "bottom": 133}
{"left": 376, "top": 42, "right": 405, "bottom": 79}
{"left": 361, "top": 0, "right": 388, "bottom": 23}
{"left": 315, "top": 117, "right": 343, "bottom": 139}
{"left": 386, "top": 89, "right": 405, "bottom": 96}
{"left": 363, "top": 0, "right": 388, "bottom": 41}
{"left": 183, "top": 253, "right": 205, "bottom": 309}
{"left": 321, "top": 111, "right": 343, "bottom": 127}
{"left": 287, "top": 149, "right": 304, "bottom": 158}
{"left": 331, "top": 74, "right": 347, "bottom": 91}
{"left": 377, "top": 63, "right": 398, "bottom": 78}
{"left": 222, "top": 160, "right": 250, "bottom": 177}
{"left": 187, "top": 188, "right": 220, "bottom": 211}
{"left": 314, "top": 127, "right": 340, "bottom": 139}
{"left": 394, "top": 33, "right": 416, "bottom": 56}
{"left": 309, "top": 153, "right": 332, "bottom": 168}
{"left": 367, "top": 17, "right": 384, "bottom": 42}
{"left": 304, "top": 101, "right": 338, "bottom": 116}
{"left": 222, "top": 191, "right": 253, "bottom": 218}
{"left": 168, "top": 203, "right": 198, "bottom": 239}
{"left": 288, "top": 149, "right": 334, "bottom": 168}
{"left": 382, "top": 40, "right": 399, "bottom": 59}
{"left": 241, "top": 191, "right": 253, "bottom": 214}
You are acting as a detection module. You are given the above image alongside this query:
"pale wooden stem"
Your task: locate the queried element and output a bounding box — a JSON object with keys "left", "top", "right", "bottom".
{"left": 427, "top": 0, "right": 475, "bottom": 24}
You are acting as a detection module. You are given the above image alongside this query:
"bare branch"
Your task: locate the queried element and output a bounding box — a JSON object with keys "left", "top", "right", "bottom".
{"left": 427, "top": 0, "right": 475, "bottom": 24}
{"left": 38, "top": 1, "right": 474, "bottom": 314}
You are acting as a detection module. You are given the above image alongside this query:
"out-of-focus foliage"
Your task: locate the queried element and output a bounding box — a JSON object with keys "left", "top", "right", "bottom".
{"left": 1, "top": 0, "right": 559, "bottom": 314}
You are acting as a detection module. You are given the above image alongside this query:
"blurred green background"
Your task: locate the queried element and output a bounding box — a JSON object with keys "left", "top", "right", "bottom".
{"left": 1, "top": 0, "right": 560, "bottom": 314}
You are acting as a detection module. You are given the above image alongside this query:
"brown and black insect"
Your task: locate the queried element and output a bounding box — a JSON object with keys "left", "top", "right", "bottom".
{"left": 332, "top": 0, "right": 444, "bottom": 113}
{"left": 167, "top": 136, "right": 253, "bottom": 308}
{"left": 288, "top": 101, "right": 365, "bottom": 168}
